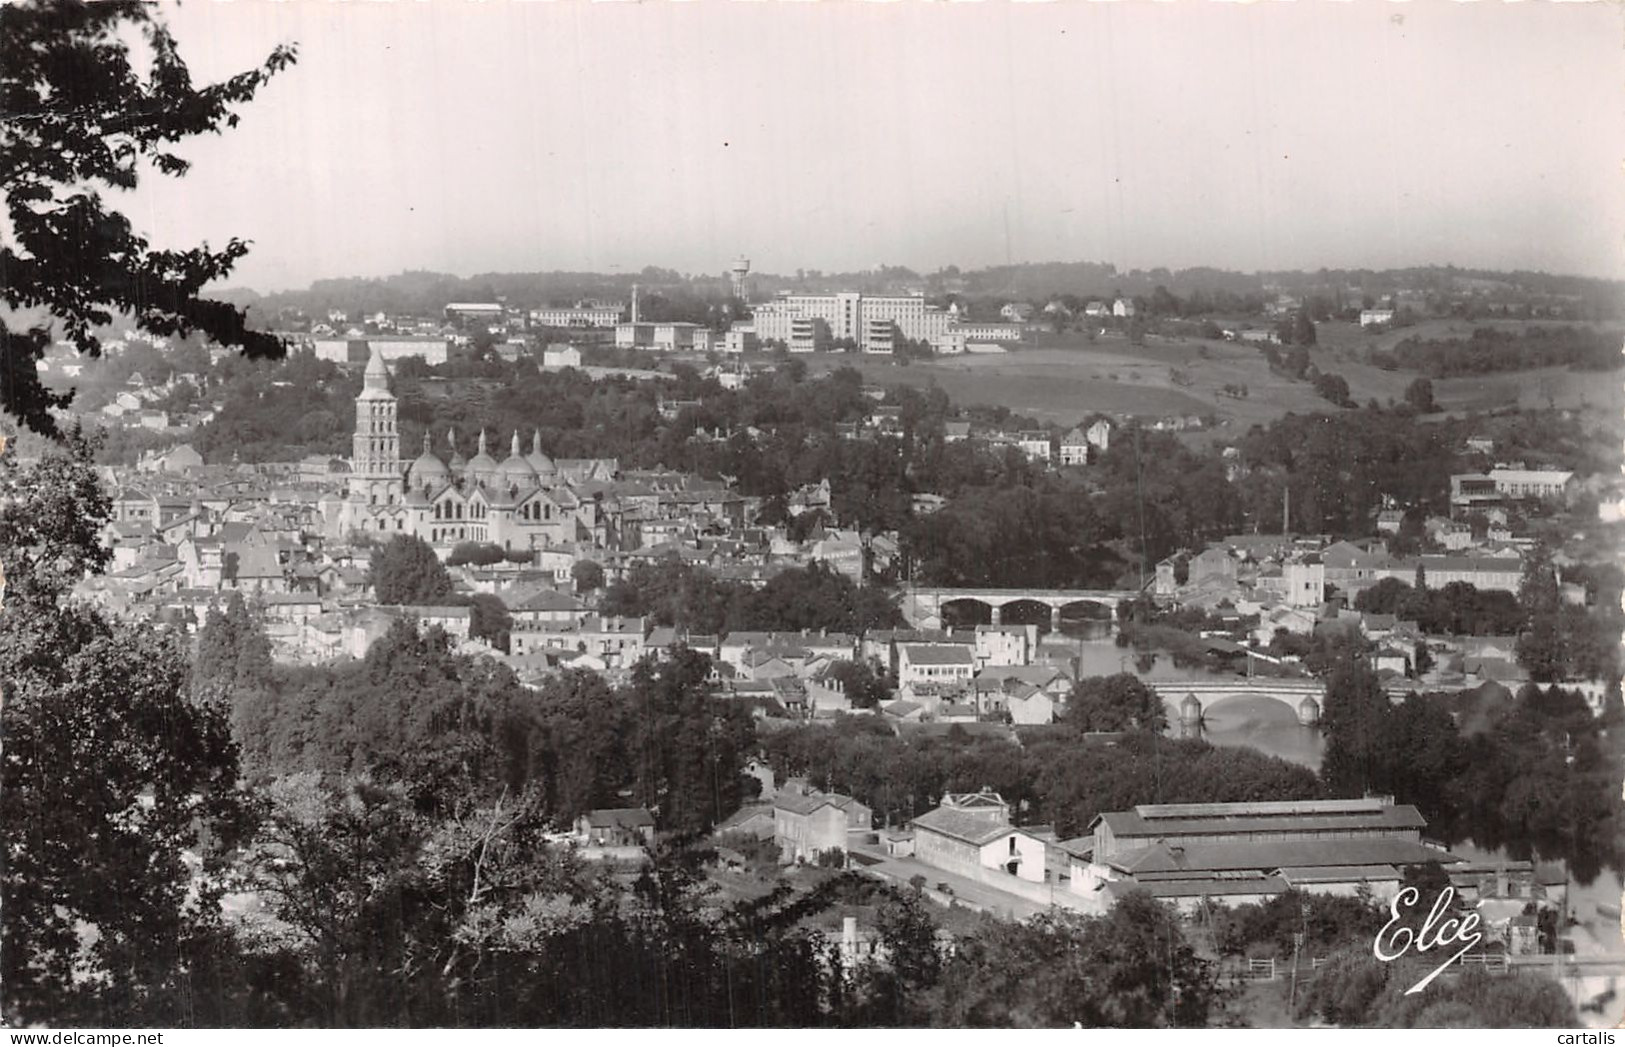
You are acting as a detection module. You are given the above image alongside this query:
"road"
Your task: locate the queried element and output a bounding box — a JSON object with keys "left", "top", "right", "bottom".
{"left": 847, "top": 839, "right": 1098, "bottom": 921}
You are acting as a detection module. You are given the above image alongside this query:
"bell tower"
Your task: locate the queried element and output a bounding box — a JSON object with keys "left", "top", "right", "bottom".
{"left": 349, "top": 344, "right": 401, "bottom": 506}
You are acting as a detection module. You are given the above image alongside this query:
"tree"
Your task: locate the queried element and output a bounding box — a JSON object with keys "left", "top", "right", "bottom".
{"left": 1292, "top": 311, "right": 1318, "bottom": 347}
{"left": 191, "top": 590, "right": 277, "bottom": 745}
{"left": 446, "top": 541, "right": 505, "bottom": 567}
{"left": 1063, "top": 673, "right": 1168, "bottom": 733}
{"left": 1403, "top": 377, "right": 1437, "bottom": 414}
{"left": 623, "top": 649, "right": 756, "bottom": 833}
{"left": 369, "top": 534, "right": 454, "bottom": 605}
{"left": 825, "top": 659, "right": 892, "bottom": 709}
{"left": 466, "top": 592, "right": 513, "bottom": 653}
{"left": 1516, "top": 545, "right": 1566, "bottom": 683}
{"left": 927, "top": 896, "right": 1223, "bottom": 1027}
{"left": 1313, "top": 372, "right": 1351, "bottom": 407}
{"left": 572, "top": 559, "right": 605, "bottom": 594}
{"left": 1319, "top": 655, "right": 1393, "bottom": 796}
{"left": 1, "top": 436, "right": 253, "bottom": 1023}
{"left": 1, "top": 1, "right": 297, "bottom": 435}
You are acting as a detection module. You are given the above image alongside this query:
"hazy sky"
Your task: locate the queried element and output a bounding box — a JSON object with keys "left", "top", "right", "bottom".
{"left": 131, "top": 0, "right": 1625, "bottom": 292}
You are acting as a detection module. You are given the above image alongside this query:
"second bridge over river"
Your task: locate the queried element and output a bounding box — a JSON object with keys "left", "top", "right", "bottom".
{"left": 1146, "top": 679, "right": 1329, "bottom": 727}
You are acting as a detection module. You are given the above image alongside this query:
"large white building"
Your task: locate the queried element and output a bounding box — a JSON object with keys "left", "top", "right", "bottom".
{"left": 310, "top": 337, "right": 449, "bottom": 366}
{"left": 751, "top": 292, "right": 954, "bottom": 352}
{"left": 614, "top": 322, "right": 711, "bottom": 352}
{"left": 749, "top": 291, "right": 1028, "bottom": 353}
{"left": 530, "top": 301, "right": 625, "bottom": 329}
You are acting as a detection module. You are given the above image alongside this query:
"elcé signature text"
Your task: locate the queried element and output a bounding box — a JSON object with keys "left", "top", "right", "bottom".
{"left": 1372, "top": 885, "right": 1483, "bottom": 995}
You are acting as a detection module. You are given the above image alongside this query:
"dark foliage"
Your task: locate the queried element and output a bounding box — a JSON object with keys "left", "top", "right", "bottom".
{"left": 1, "top": 0, "right": 296, "bottom": 435}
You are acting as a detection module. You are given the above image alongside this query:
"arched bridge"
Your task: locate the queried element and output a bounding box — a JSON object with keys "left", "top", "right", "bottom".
{"left": 1148, "top": 680, "right": 1328, "bottom": 727}
{"left": 901, "top": 586, "right": 1142, "bottom": 629}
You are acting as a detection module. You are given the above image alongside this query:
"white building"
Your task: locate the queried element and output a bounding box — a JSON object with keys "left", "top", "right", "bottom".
{"left": 951, "top": 321, "right": 1025, "bottom": 344}
{"left": 751, "top": 292, "right": 952, "bottom": 352}
{"left": 723, "top": 327, "right": 759, "bottom": 354}
{"left": 310, "top": 337, "right": 449, "bottom": 366}
{"left": 911, "top": 790, "right": 1048, "bottom": 886}
{"left": 529, "top": 301, "right": 625, "bottom": 328}
{"left": 1017, "top": 432, "right": 1052, "bottom": 462}
{"left": 445, "top": 303, "right": 506, "bottom": 322}
{"left": 614, "top": 322, "right": 708, "bottom": 352}
{"left": 897, "top": 644, "right": 975, "bottom": 691}
{"left": 1488, "top": 468, "right": 1573, "bottom": 501}
{"left": 542, "top": 344, "right": 583, "bottom": 369}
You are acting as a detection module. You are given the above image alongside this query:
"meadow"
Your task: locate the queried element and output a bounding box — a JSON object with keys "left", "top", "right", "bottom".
{"left": 797, "top": 319, "right": 1624, "bottom": 437}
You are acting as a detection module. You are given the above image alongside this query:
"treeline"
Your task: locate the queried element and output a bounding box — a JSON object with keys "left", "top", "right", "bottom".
{"left": 1378, "top": 325, "right": 1624, "bottom": 377}
{"left": 904, "top": 429, "right": 1241, "bottom": 586}
{"left": 1353, "top": 578, "right": 1525, "bottom": 636}
{"left": 759, "top": 718, "right": 1322, "bottom": 838}
{"left": 598, "top": 558, "right": 904, "bottom": 637}
{"left": 197, "top": 594, "right": 755, "bottom": 830}
{"left": 1319, "top": 656, "right": 1623, "bottom": 883}
{"left": 1237, "top": 410, "right": 1465, "bottom": 534}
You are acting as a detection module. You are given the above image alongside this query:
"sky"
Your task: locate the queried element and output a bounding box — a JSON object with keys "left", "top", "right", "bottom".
{"left": 127, "top": 0, "right": 1625, "bottom": 293}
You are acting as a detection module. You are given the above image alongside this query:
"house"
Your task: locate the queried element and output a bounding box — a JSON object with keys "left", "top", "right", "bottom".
{"left": 1016, "top": 432, "right": 1052, "bottom": 463}
{"left": 1085, "top": 418, "right": 1111, "bottom": 454}
{"left": 943, "top": 421, "right": 972, "bottom": 443}
{"left": 1360, "top": 308, "right": 1396, "bottom": 327}
{"left": 773, "top": 786, "right": 872, "bottom": 864}
{"left": 881, "top": 698, "right": 925, "bottom": 722}
{"left": 1006, "top": 689, "right": 1056, "bottom": 725}
{"left": 897, "top": 644, "right": 976, "bottom": 693}
{"left": 911, "top": 789, "right": 1049, "bottom": 885}
{"left": 542, "top": 344, "right": 583, "bottom": 369}
{"left": 1112, "top": 298, "right": 1136, "bottom": 319}
{"left": 1251, "top": 605, "right": 1318, "bottom": 646}
{"left": 574, "top": 808, "right": 655, "bottom": 847}
{"left": 502, "top": 585, "right": 588, "bottom": 627}
{"left": 1372, "top": 646, "right": 1411, "bottom": 676}
{"left": 1376, "top": 509, "right": 1405, "bottom": 535}
{"left": 974, "top": 625, "right": 1034, "bottom": 669}
{"left": 1059, "top": 428, "right": 1092, "bottom": 467}
{"left": 1187, "top": 546, "right": 1238, "bottom": 586}
{"left": 157, "top": 443, "right": 204, "bottom": 474}
{"left": 713, "top": 802, "right": 776, "bottom": 841}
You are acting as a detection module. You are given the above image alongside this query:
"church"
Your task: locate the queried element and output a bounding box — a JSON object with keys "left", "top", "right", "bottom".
{"left": 325, "top": 345, "right": 616, "bottom": 555}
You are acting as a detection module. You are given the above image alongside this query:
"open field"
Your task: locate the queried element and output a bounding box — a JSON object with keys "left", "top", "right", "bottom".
{"left": 788, "top": 319, "right": 1624, "bottom": 436}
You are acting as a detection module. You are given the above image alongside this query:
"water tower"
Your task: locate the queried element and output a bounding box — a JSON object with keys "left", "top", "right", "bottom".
{"left": 729, "top": 256, "right": 751, "bottom": 300}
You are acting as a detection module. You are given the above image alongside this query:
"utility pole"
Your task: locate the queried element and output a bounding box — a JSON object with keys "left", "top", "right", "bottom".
{"left": 1289, "top": 901, "right": 1309, "bottom": 1014}
{"left": 1134, "top": 426, "right": 1148, "bottom": 592}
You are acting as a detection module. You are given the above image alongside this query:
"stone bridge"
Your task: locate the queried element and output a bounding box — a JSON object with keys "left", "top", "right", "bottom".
{"left": 1147, "top": 679, "right": 1328, "bottom": 727}
{"left": 901, "top": 586, "right": 1141, "bottom": 630}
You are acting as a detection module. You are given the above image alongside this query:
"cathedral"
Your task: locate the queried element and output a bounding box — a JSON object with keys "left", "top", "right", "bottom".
{"left": 329, "top": 345, "right": 614, "bottom": 553}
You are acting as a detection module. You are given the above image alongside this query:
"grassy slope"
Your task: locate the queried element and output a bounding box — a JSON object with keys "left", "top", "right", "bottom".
{"left": 795, "top": 319, "right": 1624, "bottom": 437}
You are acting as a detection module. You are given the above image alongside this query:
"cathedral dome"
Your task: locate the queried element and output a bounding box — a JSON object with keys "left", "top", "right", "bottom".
{"left": 466, "top": 429, "right": 500, "bottom": 486}
{"left": 498, "top": 430, "right": 539, "bottom": 490}
{"left": 407, "top": 432, "right": 450, "bottom": 489}
{"left": 525, "top": 429, "right": 556, "bottom": 477}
